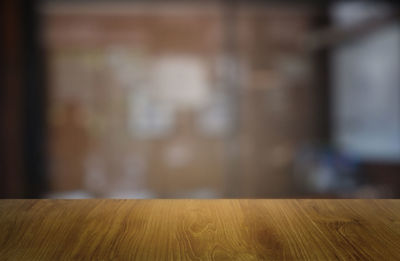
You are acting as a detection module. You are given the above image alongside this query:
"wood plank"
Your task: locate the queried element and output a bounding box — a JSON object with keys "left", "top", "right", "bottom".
{"left": 0, "top": 200, "right": 399, "bottom": 260}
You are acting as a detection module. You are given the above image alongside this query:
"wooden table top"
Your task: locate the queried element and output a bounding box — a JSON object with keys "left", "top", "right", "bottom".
{"left": 0, "top": 199, "right": 399, "bottom": 260}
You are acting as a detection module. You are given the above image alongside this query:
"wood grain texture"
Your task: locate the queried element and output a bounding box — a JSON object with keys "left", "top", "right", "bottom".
{"left": 0, "top": 199, "right": 399, "bottom": 260}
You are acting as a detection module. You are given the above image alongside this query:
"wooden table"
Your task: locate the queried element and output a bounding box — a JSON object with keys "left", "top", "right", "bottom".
{"left": 0, "top": 199, "right": 399, "bottom": 260}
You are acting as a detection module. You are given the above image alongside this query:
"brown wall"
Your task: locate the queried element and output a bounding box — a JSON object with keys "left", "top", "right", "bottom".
{"left": 42, "top": 2, "right": 318, "bottom": 198}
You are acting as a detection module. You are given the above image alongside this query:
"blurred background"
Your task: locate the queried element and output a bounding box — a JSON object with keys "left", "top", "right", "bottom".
{"left": 1, "top": 0, "right": 399, "bottom": 199}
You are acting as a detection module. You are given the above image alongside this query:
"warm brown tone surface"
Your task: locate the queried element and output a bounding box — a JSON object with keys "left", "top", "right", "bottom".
{"left": 0, "top": 199, "right": 399, "bottom": 260}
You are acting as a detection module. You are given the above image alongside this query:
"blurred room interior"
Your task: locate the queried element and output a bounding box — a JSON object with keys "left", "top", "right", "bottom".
{"left": 1, "top": 0, "right": 400, "bottom": 199}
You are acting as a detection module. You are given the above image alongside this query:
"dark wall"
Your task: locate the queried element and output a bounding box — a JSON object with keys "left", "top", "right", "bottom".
{"left": 0, "top": 0, "right": 46, "bottom": 198}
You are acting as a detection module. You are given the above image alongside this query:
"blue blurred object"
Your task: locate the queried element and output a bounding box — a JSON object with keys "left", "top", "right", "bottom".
{"left": 293, "top": 145, "right": 360, "bottom": 196}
